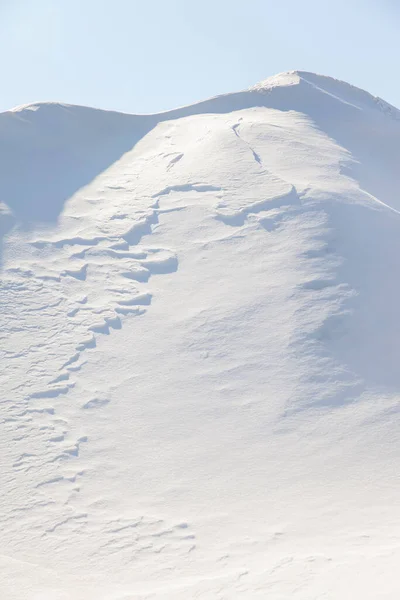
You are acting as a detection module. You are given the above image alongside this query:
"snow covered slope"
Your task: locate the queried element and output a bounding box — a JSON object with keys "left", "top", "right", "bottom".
{"left": 2, "top": 71, "right": 400, "bottom": 599}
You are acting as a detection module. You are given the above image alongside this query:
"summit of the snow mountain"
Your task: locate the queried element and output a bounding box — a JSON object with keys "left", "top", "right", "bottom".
{"left": 251, "top": 70, "right": 400, "bottom": 119}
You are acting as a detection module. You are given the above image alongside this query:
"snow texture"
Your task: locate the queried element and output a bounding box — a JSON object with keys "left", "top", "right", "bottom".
{"left": 1, "top": 71, "right": 400, "bottom": 599}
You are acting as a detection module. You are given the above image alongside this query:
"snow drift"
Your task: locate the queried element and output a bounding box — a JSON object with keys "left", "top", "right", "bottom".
{"left": 1, "top": 71, "right": 400, "bottom": 599}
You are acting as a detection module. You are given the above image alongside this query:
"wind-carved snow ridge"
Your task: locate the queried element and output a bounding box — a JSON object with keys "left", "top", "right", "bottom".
{"left": 0, "top": 187, "right": 200, "bottom": 574}
{"left": 0, "top": 192, "right": 179, "bottom": 494}
{"left": 5, "top": 205, "right": 175, "bottom": 382}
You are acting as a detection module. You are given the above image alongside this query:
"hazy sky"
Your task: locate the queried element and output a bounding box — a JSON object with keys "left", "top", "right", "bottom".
{"left": 1, "top": 0, "right": 398, "bottom": 113}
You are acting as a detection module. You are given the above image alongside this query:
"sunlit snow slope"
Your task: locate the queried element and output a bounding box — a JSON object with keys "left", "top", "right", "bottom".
{"left": 1, "top": 71, "right": 400, "bottom": 599}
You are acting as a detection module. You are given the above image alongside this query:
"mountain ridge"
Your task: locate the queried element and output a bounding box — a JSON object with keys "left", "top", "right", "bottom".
{"left": 3, "top": 70, "right": 399, "bottom": 121}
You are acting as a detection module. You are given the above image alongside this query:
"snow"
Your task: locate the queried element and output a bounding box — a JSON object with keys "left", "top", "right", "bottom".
{"left": 1, "top": 71, "right": 400, "bottom": 599}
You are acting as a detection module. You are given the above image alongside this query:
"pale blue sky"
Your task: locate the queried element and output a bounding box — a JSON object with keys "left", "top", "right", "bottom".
{"left": 1, "top": 0, "right": 398, "bottom": 114}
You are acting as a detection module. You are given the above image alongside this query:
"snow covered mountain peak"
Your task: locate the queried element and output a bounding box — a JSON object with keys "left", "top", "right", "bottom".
{"left": 250, "top": 69, "right": 302, "bottom": 89}
{"left": 250, "top": 71, "right": 400, "bottom": 120}
{"left": 2, "top": 73, "right": 400, "bottom": 599}
{"left": 251, "top": 69, "right": 400, "bottom": 119}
